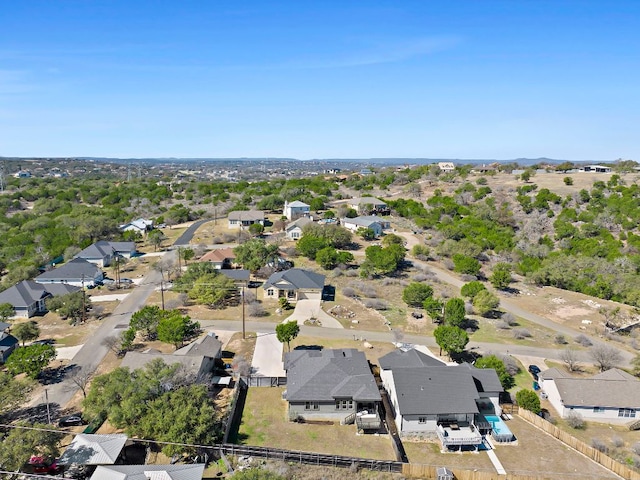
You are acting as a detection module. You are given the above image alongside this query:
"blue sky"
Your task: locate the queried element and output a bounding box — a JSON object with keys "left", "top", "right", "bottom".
{"left": 1, "top": 1, "right": 639, "bottom": 160}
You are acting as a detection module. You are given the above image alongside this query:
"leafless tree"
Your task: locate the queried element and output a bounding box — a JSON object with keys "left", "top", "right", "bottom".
{"left": 67, "top": 366, "right": 92, "bottom": 399}
{"left": 232, "top": 354, "right": 251, "bottom": 377}
{"left": 560, "top": 347, "right": 581, "bottom": 372}
{"left": 589, "top": 344, "right": 623, "bottom": 372}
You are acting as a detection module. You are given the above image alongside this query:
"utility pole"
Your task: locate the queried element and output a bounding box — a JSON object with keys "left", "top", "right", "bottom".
{"left": 160, "top": 279, "right": 165, "bottom": 310}
{"left": 81, "top": 275, "right": 86, "bottom": 324}
{"left": 242, "top": 286, "right": 246, "bottom": 340}
{"left": 45, "top": 388, "right": 51, "bottom": 424}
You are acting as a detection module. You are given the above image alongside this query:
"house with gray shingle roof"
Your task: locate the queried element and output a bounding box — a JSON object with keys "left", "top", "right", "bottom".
{"left": 347, "top": 197, "right": 389, "bottom": 215}
{"left": 0, "top": 322, "right": 18, "bottom": 363}
{"left": 0, "top": 280, "right": 80, "bottom": 318}
{"left": 263, "top": 268, "right": 325, "bottom": 302}
{"left": 36, "top": 258, "right": 103, "bottom": 288}
{"left": 539, "top": 367, "right": 640, "bottom": 423}
{"left": 90, "top": 464, "right": 205, "bottom": 480}
{"left": 284, "top": 200, "right": 310, "bottom": 221}
{"left": 75, "top": 240, "right": 137, "bottom": 267}
{"left": 284, "top": 348, "right": 381, "bottom": 429}
{"left": 285, "top": 216, "right": 313, "bottom": 240}
{"left": 227, "top": 210, "right": 265, "bottom": 229}
{"left": 379, "top": 349, "right": 502, "bottom": 447}
{"left": 342, "top": 215, "right": 390, "bottom": 237}
{"left": 119, "top": 218, "right": 154, "bottom": 235}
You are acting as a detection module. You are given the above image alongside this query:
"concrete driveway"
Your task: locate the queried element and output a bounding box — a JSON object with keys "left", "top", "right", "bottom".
{"left": 251, "top": 332, "right": 285, "bottom": 377}
{"left": 284, "top": 299, "right": 344, "bottom": 329}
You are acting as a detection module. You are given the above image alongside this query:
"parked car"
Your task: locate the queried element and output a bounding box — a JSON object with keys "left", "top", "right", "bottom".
{"left": 58, "top": 414, "right": 86, "bottom": 427}
{"left": 119, "top": 278, "right": 134, "bottom": 284}
{"left": 101, "top": 278, "right": 116, "bottom": 285}
{"left": 528, "top": 365, "right": 541, "bottom": 379}
{"left": 26, "top": 455, "right": 60, "bottom": 474}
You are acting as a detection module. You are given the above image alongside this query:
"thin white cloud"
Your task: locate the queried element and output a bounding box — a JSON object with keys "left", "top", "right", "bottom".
{"left": 281, "top": 36, "right": 462, "bottom": 69}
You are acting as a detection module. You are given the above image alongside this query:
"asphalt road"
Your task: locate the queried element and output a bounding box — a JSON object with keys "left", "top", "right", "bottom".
{"left": 36, "top": 253, "right": 171, "bottom": 410}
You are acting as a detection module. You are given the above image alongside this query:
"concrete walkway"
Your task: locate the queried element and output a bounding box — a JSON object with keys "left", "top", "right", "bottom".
{"left": 284, "top": 299, "right": 344, "bottom": 329}
{"left": 251, "top": 332, "right": 286, "bottom": 377}
{"left": 89, "top": 293, "right": 129, "bottom": 302}
{"left": 486, "top": 448, "right": 507, "bottom": 475}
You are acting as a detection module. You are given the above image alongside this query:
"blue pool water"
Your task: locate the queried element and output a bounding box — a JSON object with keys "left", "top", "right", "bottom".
{"left": 485, "top": 415, "right": 514, "bottom": 441}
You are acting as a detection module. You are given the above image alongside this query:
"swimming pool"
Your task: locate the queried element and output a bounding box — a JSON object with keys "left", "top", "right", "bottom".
{"left": 485, "top": 415, "right": 515, "bottom": 442}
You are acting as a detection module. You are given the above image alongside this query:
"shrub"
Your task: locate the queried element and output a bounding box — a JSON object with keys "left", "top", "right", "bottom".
{"left": 566, "top": 411, "right": 585, "bottom": 429}
{"left": 452, "top": 254, "right": 481, "bottom": 275}
{"left": 501, "top": 312, "right": 517, "bottom": 326}
{"left": 612, "top": 435, "right": 624, "bottom": 448}
{"left": 342, "top": 287, "right": 357, "bottom": 298}
{"left": 412, "top": 273, "right": 429, "bottom": 282}
{"left": 631, "top": 442, "right": 640, "bottom": 456}
{"left": 360, "top": 286, "right": 378, "bottom": 298}
{"left": 575, "top": 334, "right": 593, "bottom": 347}
{"left": 381, "top": 278, "right": 399, "bottom": 286}
{"left": 554, "top": 334, "right": 568, "bottom": 345}
{"left": 496, "top": 321, "right": 510, "bottom": 330}
{"left": 515, "top": 389, "right": 540, "bottom": 414}
{"left": 364, "top": 299, "right": 389, "bottom": 310}
{"left": 411, "top": 244, "right": 430, "bottom": 259}
{"left": 591, "top": 438, "right": 608, "bottom": 453}
{"left": 461, "top": 281, "right": 486, "bottom": 299}
{"left": 500, "top": 355, "right": 520, "bottom": 376}
{"left": 513, "top": 328, "right": 532, "bottom": 339}
{"left": 247, "top": 302, "right": 267, "bottom": 317}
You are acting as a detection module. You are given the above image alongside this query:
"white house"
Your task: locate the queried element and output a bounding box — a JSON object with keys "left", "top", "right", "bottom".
{"left": 342, "top": 216, "right": 390, "bottom": 237}
{"left": 284, "top": 201, "right": 310, "bottom": 221}
{"left": 285, "top": 216, "right": 313, "bottom": 240}
{"left": 75, "top": 240, "right": 137, "bottom": 267}
{"left": 347, "top": 197, "right": 388, "bottom": 215}
{"left": 119, "top": 218, "right": 153, "bottom": 234}
{"left": 227, "top": 210, "right": 265, "bottom": 229}
{"left": 438, "top": 162, "right": 455, "bottom": 172}
{"left": 539, "top": 368, "right": 640, "bottom": 424}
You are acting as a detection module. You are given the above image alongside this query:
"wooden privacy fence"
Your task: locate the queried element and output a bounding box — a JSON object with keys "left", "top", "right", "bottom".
{"left": 402, "top": 464, "right": 550, "bottom": 480}
{"left": 245, "top": 375, "right": 286, "bottom": 387}
{"left": 517, "top": 408, "right": 640, "bottom": 480}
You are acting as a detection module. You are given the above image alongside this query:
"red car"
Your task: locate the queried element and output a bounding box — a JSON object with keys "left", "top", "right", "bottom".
{"left": 27, "top": 455, "right": 60, "bottom": 474}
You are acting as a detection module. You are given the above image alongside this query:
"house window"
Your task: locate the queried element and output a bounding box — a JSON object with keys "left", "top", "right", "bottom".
{"left": 267, "top": 289, "right": 274, "bottom": 296}
{"left": 593, "top": 407, "right": 605, "bottom": 413}
{"left": 618, "top": 408, "right": 636, "bottom": 418}
{"left": 418, "top": 417, "right": 427, "bottom": 424}
{"left": 287, "top": 290, "right": 295, "bottom": 299}
{"left": 305, "top": 402, "right": 319, "bottom": 411}
{"left": 335, "top": 400, "right": 353, "bottom": 410}
{"left": 230, "top": 220, "right": 237, "bottom": 225}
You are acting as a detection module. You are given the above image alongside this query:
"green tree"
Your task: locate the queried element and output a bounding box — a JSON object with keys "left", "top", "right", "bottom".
{"left": 452, "top": 254, "right": 481, "bottom": 276}
{"left": 0, "top": 302, "right": 14, "bottom": 322}
{"left": 444, "top": 298, "right": 466, "bottom": 327}
{"left": 180, "top": 247, "right": 195, "bottom": 265}
{"left": 276, "top": 320, "right": 300, "bottom": 352}
{"left": 336, "top": 251, "right": 354, "bottom": 265}
{"left": 136, "top": 385, "right": 221, "bottom": 456}
{"left": 309, "top": 197, "right": 325, "bottom": 211}
{"left": 12, "top": 320, "right": 40, "bottom": 346}
{"left": 315, "top": 246, "right": 339, "bottom": 270}
{"left": 563, "top": 176, "right": 574, "bottom": 186}
{"left": 0, "top": 423, "right": 62, "bottom": 471}
{"left": 516, "top": 389, "right": 541, "bottom": 414}
{"left": 157, "top": 311, "right": 200, "bottom": 349}
{"left": 188, "top": 273, "right": 238, "bottom": 308}
{"left": 233, "top": 239, "right": 280, "bottom": 272}
{"left": 46, "top": 290, "right": 89, "bottom": 324}
{"left": 520, "top": 170, "right": 531, "bottom": 182}
{"left": 130, "top": 305, "right": 164, "bottom": 340}
{"left": 475, "top": 355, "right": 515, "bottom": 390}
{"left": 423, "top": 297, "right": 444, "bottom": 323}
{"left": 0, "top": 372, "right": 33, "bottom": 416}
{"left": 357, "top": 227, "right": 376, "bottom": 241}
{"left": 248, "top": 223, "right": 265, "bottom": 236}
{"left": 231, "top": 469, "right": 286, "bottom": 480}
{"left": 490, "top": 263, "right": 512, "bottom": 290}
{"left": 5, "top": 344, "right": 57, "bottom": 379}
{"left": 147, "top": 229, "right": 167, "bottom": 252}
{"left": 461, "top": 281, "right": 486, "bottom": 299}
{"left": 381, "top": 234, "right": 406, "bottom": 247}
{"left": 360, "top": 244, "right": 405, "bottom": 277}
{"left": 402, "top": 282, "right": 434, "bottom": 307}
{"left": 297, "top": 235, "right": 329, "bottom": 259}
{"left": 434, "top": 325, "right": 469, "bottom": 359}
{"left": 473, "top": 290, "right": 500, "bottom": 317}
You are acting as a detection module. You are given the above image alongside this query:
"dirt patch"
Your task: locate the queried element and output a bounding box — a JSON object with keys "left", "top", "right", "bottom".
{"left": 553, "top": 306, "right": 594, "bottom": 319}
